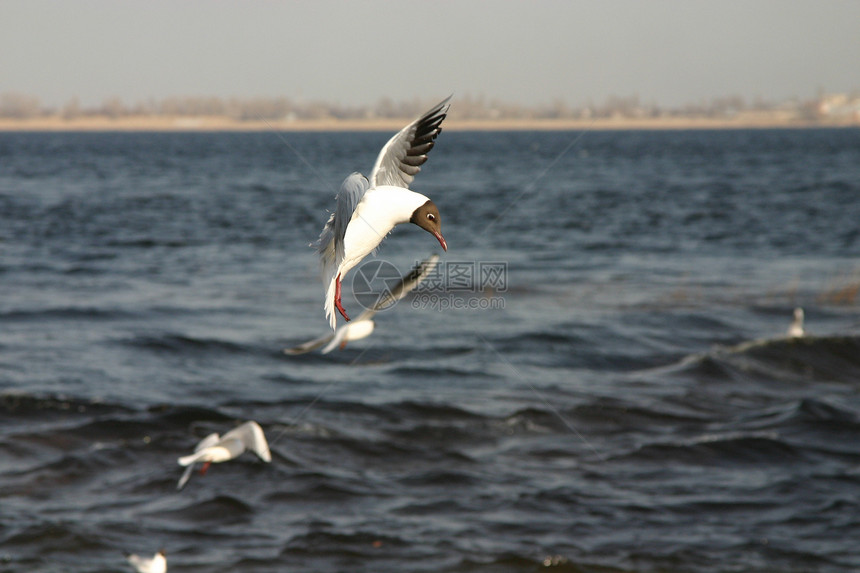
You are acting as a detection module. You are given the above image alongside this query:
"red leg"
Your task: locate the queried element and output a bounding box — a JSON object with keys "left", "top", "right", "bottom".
{"left": 199, "top": 461, "right": 212, "bottom": 476}
{"left": 334, "top": 273, "right": 350, "bottom": 322}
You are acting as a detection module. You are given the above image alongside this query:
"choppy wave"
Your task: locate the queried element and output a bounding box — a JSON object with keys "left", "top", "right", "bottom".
{"left": 657, "top": 335, "right": 860, "bottom": 385}
{"left": 4, "top": 370, "right": 860, "bottom": 569}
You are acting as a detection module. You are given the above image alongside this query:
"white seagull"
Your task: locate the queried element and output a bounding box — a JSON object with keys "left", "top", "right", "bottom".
{"left": 125, "top": 549, "right": 166, "bottom": 573}
{"left": 285, "top": 254, "right": 440, "bottom": 355}
{"left": 176, "top": 421, "right": 271, "bottom": 490}
{"left": 787, "top": 307, "right": 805, "bottom": 338}
{"left": 315, "top": 96, "right": 450, "bottom": 330}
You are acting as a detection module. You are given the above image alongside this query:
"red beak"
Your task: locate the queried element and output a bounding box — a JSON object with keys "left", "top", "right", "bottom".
{"left": 434, "top": 231, "right": 448, "bottom": 252}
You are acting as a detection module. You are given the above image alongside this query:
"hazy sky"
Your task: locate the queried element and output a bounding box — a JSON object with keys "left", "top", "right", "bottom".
{"left": 2, "top": 0, "right": 859, "bottom": 108}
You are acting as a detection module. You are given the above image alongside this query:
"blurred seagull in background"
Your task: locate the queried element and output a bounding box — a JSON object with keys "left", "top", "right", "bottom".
{"left": 177, "top": 421, "right": 271, "bottom": 490}
{"left": 315, "top": 97, "right": 450, "bottom": 330}
{"left": 125, "top": 549, "right": 166, "bottom": 573}
{"left": 285, "top": 254, "right": 440, "bottom": 355}
{"left": 787, "top": 307, "right": 805, "bottom": 338}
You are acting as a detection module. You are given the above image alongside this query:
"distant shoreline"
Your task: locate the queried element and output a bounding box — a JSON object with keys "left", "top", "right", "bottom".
{"left": 1, "top": 114, "right": 858, "bottom": 132}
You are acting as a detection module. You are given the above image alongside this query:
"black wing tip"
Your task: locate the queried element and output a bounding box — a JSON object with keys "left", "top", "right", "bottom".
{"left": 413, "top": 114, "right": 447, "bottom": 146}
{"left": 388, "top": 96, "right": 451, "bottom": 184}
{"left": 418, "top": 95, "right": 452, "bottom": 127}
{"left": 433, "top": 94, "right": 453, "bottom": 113}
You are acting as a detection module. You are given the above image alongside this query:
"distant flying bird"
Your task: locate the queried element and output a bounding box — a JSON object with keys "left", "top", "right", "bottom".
{"left": 125, "top": 549, "right": 166, "bottom": 573}
{"left": 315, "top": 97, "right": 450, "bottom": 330}
{"left": 285, "top": 254, "right": 440, "bottom": 355}
{"left": 176, "top": 421, "right": 271, "bottom": 490}
{"left": 787, "top": 307, "right": 805, "bottom": 338}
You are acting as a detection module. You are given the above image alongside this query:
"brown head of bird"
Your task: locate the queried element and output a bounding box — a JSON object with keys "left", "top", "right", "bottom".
{"left": 410, "top": 200, "right": 447, "bottom": 251}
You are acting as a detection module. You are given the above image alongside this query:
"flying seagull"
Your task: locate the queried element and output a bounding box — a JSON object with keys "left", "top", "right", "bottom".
{"left": 176, "top": 421, "right": 271, "bottom": 490}
{"left": 315, "top": 96, "right": 450, "bottom": 329}
{"left": 285, "top": 254, "right": 440, "bottom": 355}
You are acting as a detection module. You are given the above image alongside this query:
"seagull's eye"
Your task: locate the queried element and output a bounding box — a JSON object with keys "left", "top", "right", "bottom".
{"left": 427, "top": 213, "right": 436, "bottom": 221}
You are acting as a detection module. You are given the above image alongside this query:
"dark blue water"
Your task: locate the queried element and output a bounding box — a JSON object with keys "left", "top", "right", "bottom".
{"left": 2, "top": 128, "right": 860, "bottom": 572}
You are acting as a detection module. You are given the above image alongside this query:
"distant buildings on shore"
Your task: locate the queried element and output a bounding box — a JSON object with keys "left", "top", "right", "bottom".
{"left": 1, "top": 91, "right": 858, "bottom": 125}
{"left": 814, "top": 93, "right": 860, "bottom": 121}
